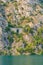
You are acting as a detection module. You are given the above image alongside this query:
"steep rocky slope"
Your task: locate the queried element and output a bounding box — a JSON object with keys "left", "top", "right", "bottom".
{"left": 0, "top": 0, "right": 43, "bottom": 55}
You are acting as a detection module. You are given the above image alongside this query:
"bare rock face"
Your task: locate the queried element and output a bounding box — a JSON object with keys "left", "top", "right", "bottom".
{"left": 0, "top": 3, "right": 8, "bottom": 49}
{"left": 1, "top": 0, "right": 39, "bottom": 3}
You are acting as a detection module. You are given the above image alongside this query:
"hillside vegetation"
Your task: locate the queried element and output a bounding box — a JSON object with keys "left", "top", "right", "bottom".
{"left": 0, "top": 0, "right": 43, "bottom": 55}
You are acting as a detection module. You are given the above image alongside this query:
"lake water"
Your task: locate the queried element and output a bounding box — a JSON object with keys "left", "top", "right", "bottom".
{"left": 0, "top": 55, "right": 43, "bottom": 65}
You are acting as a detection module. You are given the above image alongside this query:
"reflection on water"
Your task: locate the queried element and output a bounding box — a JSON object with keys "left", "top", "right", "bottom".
{"left": 0, "top": 55, "right": 43, "bottom": 65}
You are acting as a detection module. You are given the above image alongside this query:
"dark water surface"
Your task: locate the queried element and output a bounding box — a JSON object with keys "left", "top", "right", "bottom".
{"left": 0, "top": 55, "right": 43, "bottom": 65}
